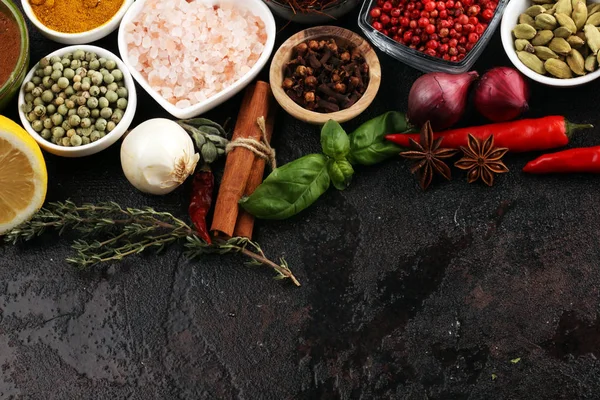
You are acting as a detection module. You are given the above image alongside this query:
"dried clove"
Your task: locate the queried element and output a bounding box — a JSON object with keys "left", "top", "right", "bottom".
{"left": 282, "top": 37, "right": 370, "bottom": 113}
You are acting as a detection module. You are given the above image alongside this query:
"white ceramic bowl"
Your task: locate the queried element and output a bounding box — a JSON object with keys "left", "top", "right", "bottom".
{"left": 18, "top": 45, "right": 137, "bottom": 158}
{"left": 21, "top": 0, "right": 134, "bottom": 45}
{"left": 501, "top": 0, "right": 600, "bottom": 87}
{"left": 117, "top": 0, "right": 277, "bottom": 119}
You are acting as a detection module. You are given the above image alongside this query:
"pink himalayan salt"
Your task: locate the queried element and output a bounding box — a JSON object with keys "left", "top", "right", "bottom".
{"left": 125, "top": 0, "right": 267, "bottom": 109}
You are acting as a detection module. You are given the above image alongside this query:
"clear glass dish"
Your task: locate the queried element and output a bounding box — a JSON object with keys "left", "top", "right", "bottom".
{"left": 357, "top": 0, "right": 508, "bottom": 73}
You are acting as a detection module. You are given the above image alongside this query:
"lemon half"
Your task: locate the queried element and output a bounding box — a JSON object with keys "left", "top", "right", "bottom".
{"left": 0, "top": 115, "right": 47, "bottom": 235}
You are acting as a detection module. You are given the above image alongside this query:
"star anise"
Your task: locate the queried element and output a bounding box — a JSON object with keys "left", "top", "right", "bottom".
{"left": 454, "top": 134, "right": 509, "bottom": 187}
{"left": 400, "top": 121, "right": 458, "bottom": 190}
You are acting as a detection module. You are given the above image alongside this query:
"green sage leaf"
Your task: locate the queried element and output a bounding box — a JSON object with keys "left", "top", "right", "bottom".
{"left": 348, "top": 111, "right": 413, "bottom": 166}
{"left": 321, "top": 120, "right": 350, "bottom": 160}
{"left": 328, "top": 159, "right": 354, "bottom": 191}
{"left": 239, "top": 154, "right": 331, "bottom": 220}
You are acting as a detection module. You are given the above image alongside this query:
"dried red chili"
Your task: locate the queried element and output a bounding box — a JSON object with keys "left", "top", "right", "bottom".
{"left": 385, "top": 116, "right": 593, "bottom": 153}
{"left": 189, "top": 166, "right": 214, "bottom": 244}
{"left": 523, "top": 147, "right": 600, "bottom": 174}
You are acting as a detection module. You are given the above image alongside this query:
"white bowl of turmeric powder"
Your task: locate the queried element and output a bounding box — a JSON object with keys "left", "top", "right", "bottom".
{"left": 21, "top": 0, "right": 134, "bottom": 45}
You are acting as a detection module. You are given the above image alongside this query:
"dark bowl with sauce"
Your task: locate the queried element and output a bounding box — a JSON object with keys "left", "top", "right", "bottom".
{"left": 0, "top": 0, "right": 29, "bottom": 113}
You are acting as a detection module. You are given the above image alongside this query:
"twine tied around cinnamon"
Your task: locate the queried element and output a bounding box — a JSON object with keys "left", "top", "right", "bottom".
{"left": 225, "top": 117, "right": 277, "bottom": 170}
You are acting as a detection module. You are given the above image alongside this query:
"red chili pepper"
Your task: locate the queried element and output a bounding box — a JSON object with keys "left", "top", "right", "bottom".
{"left": 385, "top": 116, "right": 593, "bottom": 153}
{"left": 189, "top": 166, "right": 214, "bottom": 244}
{"left": 523, "top": 146, "right": 600, "bottom": 174}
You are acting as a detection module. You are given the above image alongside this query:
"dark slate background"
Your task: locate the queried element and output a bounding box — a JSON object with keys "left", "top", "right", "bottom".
{"left": 2, "top": 3, "right": 600, "bottom": 400}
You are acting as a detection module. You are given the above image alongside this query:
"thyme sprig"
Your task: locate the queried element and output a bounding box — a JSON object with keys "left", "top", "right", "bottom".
{"left": 5, "top": 201, "right": 300, "bottom": 286}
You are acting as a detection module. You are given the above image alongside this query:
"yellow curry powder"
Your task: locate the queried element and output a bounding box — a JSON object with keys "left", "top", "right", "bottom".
{"left": 29, "top": 0, "right": 125, "bottom": 33}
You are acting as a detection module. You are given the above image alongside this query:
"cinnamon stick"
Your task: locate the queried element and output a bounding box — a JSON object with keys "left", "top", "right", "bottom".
{"left": 211, "top": 82, "right": 273, "bottom": 237}
{"left": 233, "top": 107, "right": 277, "bottom": 239}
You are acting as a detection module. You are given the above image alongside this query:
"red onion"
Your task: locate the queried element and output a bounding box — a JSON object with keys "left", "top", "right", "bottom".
{"left": 407, "top": 71, "right": 479, "bottom": 131}
{"left": 474, "top": 67, "right": 530, "bottom": 122}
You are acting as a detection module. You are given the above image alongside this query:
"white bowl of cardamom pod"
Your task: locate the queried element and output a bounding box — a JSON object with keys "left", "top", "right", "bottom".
{"left": 501, "top": 0, "right": 600, "bottom": 86}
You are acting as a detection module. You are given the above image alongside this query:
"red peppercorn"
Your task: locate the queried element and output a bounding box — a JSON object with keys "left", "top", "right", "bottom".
{"left": 391, "top": 17, "right": 399, "bottom": 26}
{"left": 439, "top": 10, "right": 448, "bottom": 18}
{"left": 380, "top": 14, "right": 391, "bottom": 25}
{"left": 429, "top": 33, "right": 439, "bottom": 40}
{"left": 382, "top": 1, "right": 393, "bottom": 12}
{"left": 458, "top": 36, "right": 467, "bottom": 44}
{"left": 390, "top": 26, "right": 399, "bottom": 34}
{"left": 449, "top": 38, "right": 458, "bottom": 47}
{"left": 407, "top": 3, "right": 415, "bottom": 11}
{"left": 481, "top": 8, "right": 494, "bottom": 20}
{"left": 426, "top": 39, "right": 439, "bottom": 49}
{"left": 421, "top": 32, "right": 429, "bottom": 41}
{"left": 443, "top": 54, "right": 451, "bottom": 60}
{"left": 425, "top": 1, "right": 436, "bottom": 11}
{"left": 449, "top": 47, "right": 458, "bottom": 55}
{"left": 440, "top": 20, "right": 451, "bottom": 28}
{"left": 463, "top": 23, "right": 474, "bottom": 32}
{"left": 403, "top": 31, "right": 413, "bottom": 42}
{"left": 391, "top": 8, "right": 402, "bottom": 17}
{"left": 467, "top": 5, "right": 481, "bottom": 15}
{"left": 457, "top": 53, "right": 465, "bottom": 60}
{"left": 457, "top": 45, "right": 466, "bottom": 53}
{"left": 446, "top": 0, "right": 455, "bottom": 8}
{"left": 439, "top": 43, "right": 449, "bottom": 53}
{"left": 425, "top": 48, "right": 437, "bottom": 56}
{"left": 449, "top": 28, "right": 458, "bottom": 37}
{"left": 458, "top": 14, "right": 469, "bottom": 24}
{"left": 370, "top": 7, "right": 382, "bottom": 18}
{"left": 439, "top": 27, "right": 449, "bottom": 37}
{"left": 400, "top": 16, "right": 410, "bottom": 26}
{"left": 430, "top": 9, "right": 439, "bottom": 17}
{"left": 450, "top": 55, "right": 458, "bottom": 61}
{"left": 466, "top": 42, "right": 475, "bottom": 50}
{"left": 425, "top": 24, "right": 436, "bottom": 34}
{"left": 468, "top": 32, "right": 479, "bottom": 43}
{"left": 469, "top": 16, "right": 478, "bottom": 25}
{"left": 411, "top": 35, "right": 421, "bottom": 44}
{"left": 475, "top": 23, "right": 485, "bottom": 34}
{"left": 411, "top": 10, "right": 421, "bottom": 19}
{"left": 454, "top": 23, "right": 463, "bottom": 32}
{"left": 421, "top": 10, "right": 430, "bottom": 18}
{"left": 373, "top": 21, "right": 384, "bottom": 31}
{"left": 383, "top": 29, "right": 389, "bottom": 35}
{"left": 418, "top": 17, "right": 430, "bottom": 27}
{"left": 409, "top": 19, "right": 418, "bottom": 29}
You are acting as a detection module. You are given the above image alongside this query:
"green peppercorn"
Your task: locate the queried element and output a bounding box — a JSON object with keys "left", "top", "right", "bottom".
{"left": 100, "top": 86, "right": 107, "bottom": 95}
{"left": 80, "top": 117, "right": 92, "bottom": 128}
{"left": 62, "top": 121, "right": 71, "bottom": 131}
{"left": 77, "top": 67, "right": 87, "bottom": 77}
{"left": 104, "top": 59, "right": 116, "bottom": 70}
{"left": 67, "top": 109, "right": 77, "bottom": 117}
{"left": 73, "top": 74, "right": 82, "bottom": 83}
{"left": 95, "top": 118, "right": 107, "bottom": 131}
{"left": 39, "top": 57, "right": 50, "bottom": 68}
{"left": 103, "top": 73, "right": 115, "bottom": 85}
{"left": 87, "top": 97, "right": 99, "bottom": 109}
{"left": 68, "top": 114, "right": 81, "bottom": 127}
{"left": 52, "top": 61, "right": 63, "bottom": 71}
{"left": 91, "top": 72, "right": 103, "bottom": 85}
{"left": 111, "top": 109, "right": 124, "bottom": 124}
{"left": 86, "top": 69, "right": 94, "bottom": 78}
{"left": 41, "top": 129, "right": 52, "bottom": 140}
{"left": 97, "top": 97, "right": 109, "bottom": 109}
{"left": 57, "top": 104, "right": 68, "bottom": 116}
{"left": 99, "top": 131, "right": 106, "bottom": 139}
{"left": 98, "top": 57, "right": 107, "bottom": 67}
{"left": 99, "top": 107, "right": 112, "bottom": 119}
{"left": 105, "top": 90, "right": 118, "bottom": 103}
{"left": 66, "top": 129, "right": 76, "bottom": 138}
{"left": 65, "top": 87, "right": 76, "bottom": 97}
{"left": 55, "top": 96, "right": 65, "bottom": 106}
{"left": 50, "top": 113, "right": 62, "bottom": 126}
{"left": 24, "top": 81, "right": 35, "bottom": 93}
{"left": 89, "top": 59, "right": 100, "bottom": 70}
{"left": 72, "top": 82, "right": 82, "bottom": 92}
{"left": 99, "top": 68, "right": 108, "bottom": 75}
{"left": 106, "top": 121, "right": 116, "bottom": 132}
{"left": 33, "top": 97, "right": 44, "bottom": 107}
{"left": 51, "top": 84, "right": 61, "bottom": 94}
{"left": 42, "top": 77, "right": 53, "bottom": 88}
{"left": 81, "top": 81, "right": 91, "bottom": 92}
{"left": 117, "top": 98, "right": 127, "bottom": 110}
{"left": 52, "top": 127, "right": 65, "bottom": 138}
{"left": 33, "top": 105, "right": 46, "bottom": 117}
{"left": 32, "top": 76, "right": 42, "bottom": 85}
{"left": 46, "top": 104, "right": 56, "bottom": 115}
{"left": 43, "top": 118, "right": 53, "bottom": 129}
{"left": 61, "top": 57, "right": 71, "bottom": 68}
{"left": 65, "top": 99, "right": 76, "bottom": 109}
{"left": 70, "top": 134, "right": 82, "bottom": 146}
{"left": 61, "top": 137, "right": 71, "bottom": 147}
{"left": 35, "top": 69, "right": 44, "bottom": 77}
{"left": 90, "top": 130, "right": 101, "bottom": 142}
{"left": 55, "top": 77, "right": 68, "bottom": 90}
{"left": 111, "top": 69, "right": 124, "bottom": 82}
{"left": 107, "top": 82, "right": 118, "bottom": 92}
{"left": 31, "top": 87, "right": 43, "bottom": 98}
{"left": 26, "top": 111, "right": 36, "bottom": 122}
{"left": 24, "top": 93, "right": 34, "bottom": 103}
{"left": 73, "top": 49, "right": 85, "bottom": 61}
{"left": 78, "top": 106, "right": 91, "bottom": 118}
{"left": 81, "top": 136, "right": 90, "bottom": 145}
{"left": 69, "top": 94, "right": 78, "bottom": 102}
{"left": 80, "top": 127, "right": 92, "bottom": 137}
{"left": 84, "top": 52, "right": 93, "bottom": 62}
{"left": 82, "top": 76, "right": 91, "bottom": 85}
{"left": 43, "top": 65, "right": 53, "bottom": 76}
{"left": 91, "top": 109, "right": 100, "bottom": 119}
{"left": 61, "top": 68, "right": 74, "bottom": 80}
{"left": 31, "top": 120, "right": 43, "bottom": 132}
{"left": 22, "top": 102, "right": 33, "bottom": 113}
{"left": 70, "top": 59, "right": 81, "bottom": 70}
{"left": 77, "top": 96, "right": 87, "bottom": 106}
{"left": 50, "top": 70, "right": 62, "bottom": 81}
{"left": 88, "top": 86, "right": 99, "bottom": 97}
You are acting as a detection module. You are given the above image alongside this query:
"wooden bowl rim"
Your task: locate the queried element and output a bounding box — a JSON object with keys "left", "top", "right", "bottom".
{"left": 269, "top": 25, "right": 381, "bottom": 125}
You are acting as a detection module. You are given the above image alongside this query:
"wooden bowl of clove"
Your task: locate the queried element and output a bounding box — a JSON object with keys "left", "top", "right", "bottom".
{"left": 270, "top": 26, "right": 381, "bottom": 125}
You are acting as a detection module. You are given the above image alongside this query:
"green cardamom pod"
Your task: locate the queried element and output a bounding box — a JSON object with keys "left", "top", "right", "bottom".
{"left": 548, "top": 37, "right": 572, "bottom": 55}
{"left": 585, "top": 54, "right": 597, "bottom": 71}
{"left": 571, "top": 0, "right": 583, "bottom": 9}
{"left": 555, "top": 0, "right": 572, "bottom": 15}
{"left": 217, "top": 148, "right": 225, "bottom": 155}
{"left": 201, "top": 141, "right": 218, "bottom": 164}
{"left": 536, "top": 13, "right": 558, "bottom": 29}
{"left": 517, "top": 50, "right": 547, "bottom": 74}
{"left": 513, "top": 23, "right": 538, "bottom": 39}
{"left": 572, "top": 1, "right": 588, "bottom": 30}
{"left": 205, "top": 133, "right": 229, "bottom": 148}
{"left": 545, "top": 58, "right": 574, "bottom": 78}
{"left": 546, "top": 6, "right": 557, "bottom": 15}
{"left": 553, "top": 26, "right": 573, "bottom": 38}
{"left": 515, "top": 39, "right": 535, "bottom": 52}
{"left": 566, "top": 34, "right": 585, "bottom": 48}
{"left": 525, "top": 5, "right": 546, "bottom": 17}
{"left": 534, "top": 45, "right": 560, "bottom": 60}
{"left": 532, "top": 29, "right": 555, "bottom": 45}
{"left": 584, "top": 24, "right": 600, "bottom": 54}
{"left": 519, "top": 13, "right": 537, "bottom": 27}
{"left": 566, "top": 48, "right": 586, "bottom": 75}
{"left": 586, "top": 12, "right": 600, "bottom": 26}
{"left": 543, "top": 3, "right": 556, "bottom": 11}
{"left": 587, "top": 3, "right": 600, "bottom": 16}
{"left": 196, "top": 125, "right": 226, "bottom": 137}
{"left": 192, "top": 130, "right": 206, "bottom": 148}
{"left": 555, "top": 12, "right": 578, "bottom": 32}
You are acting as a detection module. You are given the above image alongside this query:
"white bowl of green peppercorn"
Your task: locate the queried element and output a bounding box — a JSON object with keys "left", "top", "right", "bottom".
{"left": 17, "top": 45, "right": 137, "bottom": 158}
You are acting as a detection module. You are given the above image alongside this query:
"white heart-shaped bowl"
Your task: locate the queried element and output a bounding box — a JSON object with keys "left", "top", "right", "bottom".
{"left": 21, "top": 0, "right": 134, "bottom": 45}
{"left": 501, "top": 0, "right": 600, "bottom": 87}
{"left": 117, "top": 0, "right": 276, "bottom": 119}
{"left": 18, "top": 45, "right": 137, "bottom": 158}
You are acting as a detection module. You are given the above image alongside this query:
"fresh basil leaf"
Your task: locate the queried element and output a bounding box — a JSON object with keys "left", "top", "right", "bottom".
{"left": 328, "top": 159, "right": 354, "bottom": 191}
{"left": 321, "top": 120, "right": 350, "bottom": 160}
{"left": 348, "top": 111, "right": 413, "bottom": 166}
{"left": 239, "top": 154, "right": 331, "bottom": 220}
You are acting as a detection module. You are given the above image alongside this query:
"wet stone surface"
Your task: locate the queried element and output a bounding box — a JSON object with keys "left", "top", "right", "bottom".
{"left": 3, "top": 6, "right": 600, "bottom": 400}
